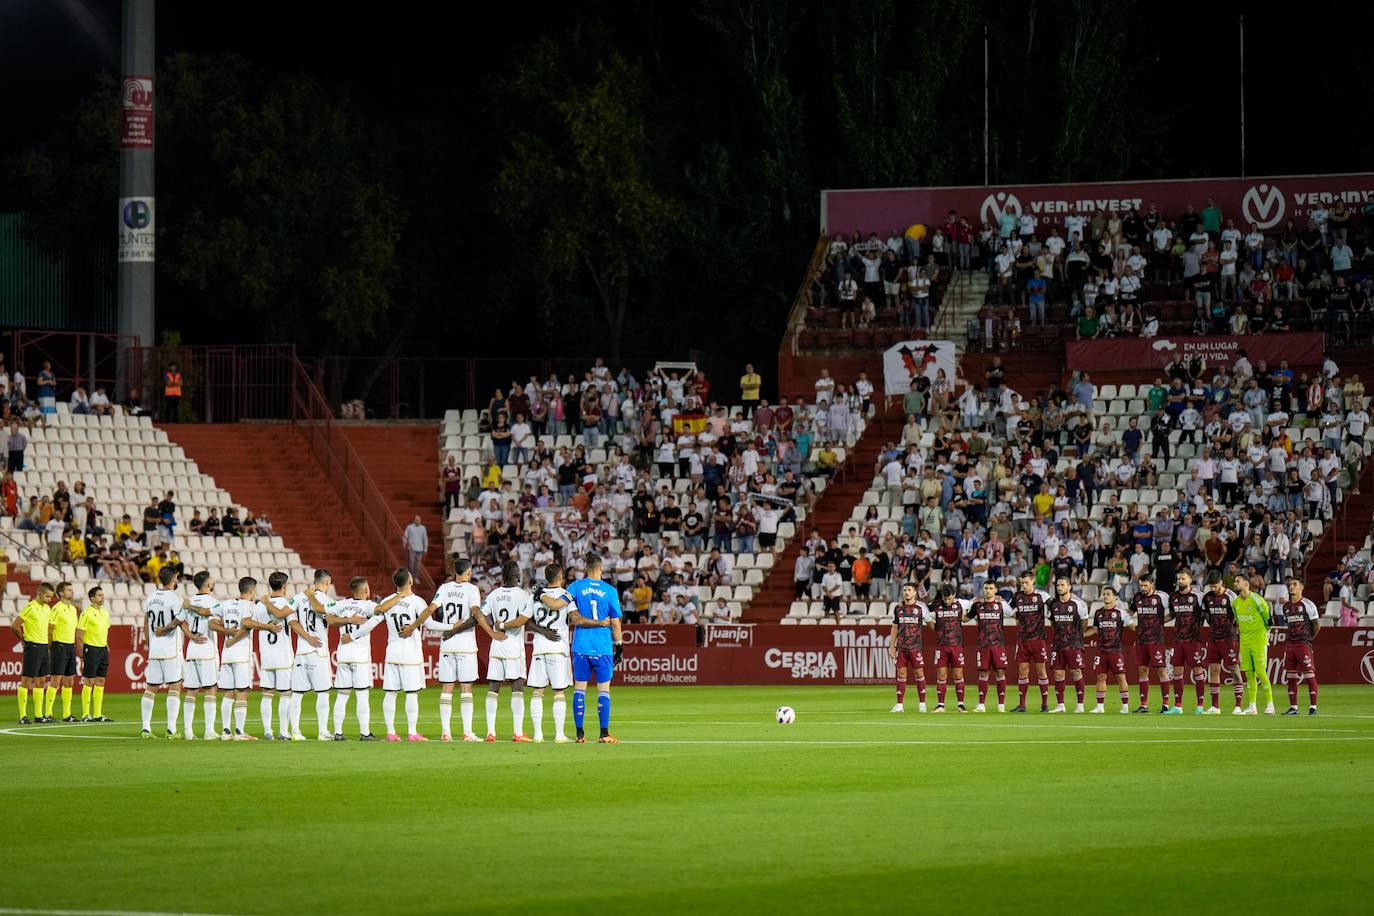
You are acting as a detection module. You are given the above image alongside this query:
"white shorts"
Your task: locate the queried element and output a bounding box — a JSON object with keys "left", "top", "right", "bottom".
{"left": 217, "top": 660, "right": 252, "bottom": 690}
{"left": 291, "top": 653, "right": 333, "bottom": 692}
{"left": 184, "top": 658, "right": 219, "bottom": 690}
{"left": 145, "top": 657, "right": 183, "bottom": 687}
{"left": 438, "top": 652, "right": 479, "bottom": 684}
{"left": 383, "top": 663, "right": 425, "bottom": 693}
{"left": 334, "top": 661, "right": 373, "bottom": 690}
{"left": 260, "top": 667, "right": 292, "bottom": 692}
{"left": 527, "top": 653, "right": 571, "bottom": 690}
{"left": 487, "top": 654, "right": 526, "bottom": 682}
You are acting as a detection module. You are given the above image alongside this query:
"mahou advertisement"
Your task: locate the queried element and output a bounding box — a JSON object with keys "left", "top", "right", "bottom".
{"left": 5, "top": 625, "right": 1373, "bottom": 692}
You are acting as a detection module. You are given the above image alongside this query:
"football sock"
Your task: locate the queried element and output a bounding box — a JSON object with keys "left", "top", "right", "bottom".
{"left": 383, "top": 691, "right": 398, "bottom": 734}
{"left": 221, "top": 696, "right": 234, "bottom": 731}
{"left": 205, "top": 693, "right": 218, "bottom": 737}
{"left": 81, "top": 685, "right": 92, "bottom": 718}
{"left": 1193, "top": 673, "right": 1205, "bottom": 705}
{"left": 1095, "top": 690, "right": 1106, "bottom": 705}
{"left": 141, "top": 690, "right": 154, "bottom": 730}
{"left": 977, "top": 674, "right": 988, "bottom": 704}
{"left": 954, "top": 679, "right": 965, "bottom": 703}
{"left": 1054, "top": 678, "right": 1065, "bottom": 704}
{"left": 1233, "top": 682, "right": 1245, "bottom": 707}
{"left": 277, "top": 693, "right": 290, "bottom": 736}
{"left": 405, "top": 692, "right": 419, "bottom": 733}
{"left": 1074, "top": 676, "right": 1085, "bottom": 705}
{"left": 260, "top": 695, "right": 274, "bottom": 734}
{"left": 333, "top": 693, "right": 350, "bottom": 734}
{"left": 937, "top": 679, "right": 947, "bottom": 705}
{"left": 1140, "top": 682, "right": 1150, "bottom": 706}
{"left": 485, "top": 691, "right": 499, "bottom": 735}
{"left": 18, "top": 686, "right": 29, "bottom": 719}
{"left": 597, "top": 691, "right": 611, "bottom": 736}
{"left": 1173, "top": 676, "right": 1184, "bottom": 706}
{"left": 355, "top": 689, "right": 371, "bottom": 734}
{"left": 896, "top": 679, "right": 907, "bottom": 704}
{"left": 530, "top": 695, "right": 544, "bottom": 737}
{"left": 45, "top": 685, "right": 57, "bottom": 716}
{"left": 93, "top": 685, "right": 104, "bottom": 718}
{"left": 290, "top": 693, "right": 304, "bottom": 734}
{"left": 460, "top": 692, "right": 473, "bottom": 735}
{"left": 915, "top": 675, "right": 927, "bottom": 703}
{"left": 315, "top": 692, "right": 330, "bottom": 735}
{"left": 1287, "top": 675, "right": 1299, "bottom": 707}
{"left": 1037, "top": 678, "right": 1049, "bottom": 706}
{"left": 994, "top": 674, "right": 1006, "bottom": 704}
{"left": 1307, "top": 677, "right": 1319, "bottom": 707}
{"left": 235, "top": 700, "right": 248, "bottom": 733}
{"left": 1017, "top": 679, "right": 1029, "bottom": 706}
{"left": 553, "top": 696, "right": 566, "bottom": 737}
{"left": 1209, "top": 681, "right": 1220, "bottom": 707}
{"left": 439, "top": 693, "right": 453, "bottom": 735}
{"left": 167, "top": 690, "right": 181, "bottom": 732}
{"left": 183, "top": 695, "right": 196, "bottom": 735}
{"left": 511, "top": 693, "right": 526, "bottom": 735}
{"left": 1119, "top": 689, "right": 1130, "bottom": 707}
{"left": 60, "top": 686, "right": 72, "bottom": 718}
{"left": 573, "top": 689, "right": 586, "bottom": 735}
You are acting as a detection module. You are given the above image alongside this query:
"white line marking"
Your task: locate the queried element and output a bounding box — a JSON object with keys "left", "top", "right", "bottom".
{"left": 0, "top": 725, "right": 135, "bottom": 740}
{"left": 616, "top": 719, "right": 1371, "bottom": 733}
{"left": 630, "top": 736, "right": 1374, "bottom": 746}
{"left": 0, "top": 908, "right": 251, "bottom": 916}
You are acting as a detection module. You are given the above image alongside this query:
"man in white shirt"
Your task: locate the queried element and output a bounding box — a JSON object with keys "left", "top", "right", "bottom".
{"left": 329, "top": 575, "right": 380, "bottom": 739}
{"left": 1018, "top": 213, "right": 1036, "bottom": 242}
{"left": 1346, "top": 406, "right": 1369, "bottom": 444}
{"left": 821, "top": 563, "right": 844, "bottom": 622}
{"left": 345, "top": 568, "right": 432, "bottom": 741}
{"left": 1065, "top": 209, "right": 1086, "bottom": 246}
{"left": 510, "top": 413, "right": 533, "bottom": 465}
{"left": 814, "top": 369, "right": 836, "bottom": 405}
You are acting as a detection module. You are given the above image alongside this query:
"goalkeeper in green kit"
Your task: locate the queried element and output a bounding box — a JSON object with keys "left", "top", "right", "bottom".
{"left": 1231, "top": 575, "right": 1275, "bottom": 716}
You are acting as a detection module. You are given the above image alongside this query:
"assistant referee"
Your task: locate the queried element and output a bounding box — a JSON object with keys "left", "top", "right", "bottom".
{"left": 76, "top": 586, "right": 112, "bottom": 722}
{"left": 12, "top": 582, "right": 55, "bottom": 724}
{"left": 47, "top": 582, "right": 80, "bottom": 721}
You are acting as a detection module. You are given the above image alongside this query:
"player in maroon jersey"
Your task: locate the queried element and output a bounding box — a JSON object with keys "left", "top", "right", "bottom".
{"left": 1278, "top": 577, "right": 1322, "bottom": 716}
{"left": 1130, "top": 573, "right": 1172, "bottom": 713}
{"left": 965, "top": 580, "right": 1011, "bottom": 712}
{"left": 1010, "top": 573, "right": 1051, "bottom": 712}
{"left": 1085, "top": 586, "right": 1134, "bottom": 713}
{"left": 1200, "top": 570, "right": 1243, "bottom": 714}
{"left": 1168, "top": 570, "right": 1209, "bottom": 714}
{"left": 887, "top": 583, "right": 929, "bottom": 713}
{"left": 926, "top": 585, "right": 967, "bottom": 712}
{"left": 1048, "top": 577, "right": 1090, "bottom": 713}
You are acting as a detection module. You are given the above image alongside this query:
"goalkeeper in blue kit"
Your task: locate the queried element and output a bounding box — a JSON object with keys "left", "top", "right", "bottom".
{"left": 566, "top": 554, "right": 624, "bottom": 744}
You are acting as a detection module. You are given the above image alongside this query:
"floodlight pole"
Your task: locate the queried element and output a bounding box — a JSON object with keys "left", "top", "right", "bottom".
{"left": 1239, "top": 14, "right": 1246, "bottom": 178}
{"left": 983, "top": 24, "right": 989, "bottom": 186}
{"left": 117, "top": 0, "right": 155, "bottom": 399}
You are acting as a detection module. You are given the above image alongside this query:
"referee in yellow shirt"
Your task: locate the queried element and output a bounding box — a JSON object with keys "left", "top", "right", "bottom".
{"left": 76, "top": 586, "right": 113, "bottom": 722}
{"left": 11, "top": 582, "right": 54, "bottom": 724}
{"left": 46, "top": 581, "right": 81, "bottom": 721}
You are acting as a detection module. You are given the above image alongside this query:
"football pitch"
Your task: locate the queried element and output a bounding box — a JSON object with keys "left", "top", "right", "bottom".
{"left": 3, "top": 685, "right": 1372, "bottom": 916}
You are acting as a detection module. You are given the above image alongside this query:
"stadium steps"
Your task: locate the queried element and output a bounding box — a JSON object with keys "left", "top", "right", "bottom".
{"left": 932, "top": 270, "right": 989, "bottom": 351}
{"left": 1305, "top": 459, "right": 1374, "bottom": 592}
{"left": 2, "top": 560, "right": 42, "bottom": 605}
{"left": 340, "top": 424, "right": 446, "bottom": 584}
{"left": 744, "top": 405, "right": 902, "bottom": 622}
{"left": 161, "top": 424, "right": 388, "bottom": 587}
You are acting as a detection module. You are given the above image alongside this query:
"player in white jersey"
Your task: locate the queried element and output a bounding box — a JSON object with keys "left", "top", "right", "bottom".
{"left": 424, "top": 557, "right": 499, "bottom": 742}
{"left": 481, "top": 560, "right": 535, "bottom": 742}
{"left": 179, "top": 571, "right": 223, "bottom": 739}
{"left": 139, "top": 567, "right": 206, "bottom": 738}
{"left": 330, "top": 575, "right": 381, "bottom": 740}
{"left": 289, "top": 569, "right": 363, "bottom": 741}
{"left": 344, "top": 568, "right": 430, "bottom": 741}
{"left": 248, "top": 571, "right": 297, "bottom": 740}
{"left": 214, "top": 577, "right": 260, "bottom": 740}
{"left": 526, "top": 563, "right": 574, "bottom": 743}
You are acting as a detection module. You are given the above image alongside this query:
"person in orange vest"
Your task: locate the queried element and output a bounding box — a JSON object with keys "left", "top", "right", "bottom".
{"left": 162, "top": 363, "right": 183, "bottom": 422}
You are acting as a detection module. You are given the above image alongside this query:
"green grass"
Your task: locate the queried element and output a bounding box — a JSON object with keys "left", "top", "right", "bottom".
{"left": 2, "top": 686, "right": 1373, "bottom": 916}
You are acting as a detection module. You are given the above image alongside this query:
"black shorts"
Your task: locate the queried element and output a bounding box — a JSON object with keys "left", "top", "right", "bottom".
{"left": 823, "top": 597, "right": 841, "bottom": 612}
{"left": 49, "top": 642, "right": 77, "bottom": 678}
{"left": 83, "top": 646, "right": 110, "bottom": 679}
{"left": 22, "top": 642, "right": 51, "bottom": 678}
{"left": 758, "top": 532, "right": 777, "bottom": 549}
{"left": 623, "top": 610, "right": 649, "bottom": 625}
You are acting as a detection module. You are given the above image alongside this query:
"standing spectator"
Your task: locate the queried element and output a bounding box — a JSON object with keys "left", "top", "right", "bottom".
{"left": 490, "top": 410, "right": 512, "bottom": 466}
{"left": 403, "top": 515, "right": 428, "bottom": 580}
{"left": 161, "top": 362, "right": 183, "bottom": 423}
{"left": 36, "top": 361, "right": 57, "bottom": 418}
{"left": 157, "top": 490, "right": 177, "bottom": 547}
{"left": 1, "top": 470, "right": 17, "bottom": 516}
{"left": 6, "top": 422, "right": 26, "bottom": 472}
{"left": 45, "top": 515, "right": 66, "bottom": 567}
{"left": 142, "top": 497, "right": 161, "bottom": 549}
{"left": 441, "top": 454, "right": 463, "bottom": 514}
{"left": 739, "top": 364, "right": 762, "bottom": 415}
{"left": 1201, "top": 197, "right": 1222, "bottom": 240}
{"left": 510, "top": 412, "right": 533, "bottom": 466}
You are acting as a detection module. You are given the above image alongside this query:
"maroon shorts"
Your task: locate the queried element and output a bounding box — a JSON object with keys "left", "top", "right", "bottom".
{"left": 977, "top": 647, "right": 1008, "bottom": 671}
{"left": 1173, "top": 640, "right": 1207, "bottom": 669}
{"left": 1095, "top": 651, "right": 1127, "bottom": 676}
{"left": 1015, "top": 638, "right": 1048, "bottom": 664}
{"left": 894, "top": 648, "right": 925, "bottom": 672}
{"left": 1136, "top": 643, "right": 1166, "bottom": 668}
{"left": 1283, "top": 642, "right": 1316, "bottom": 675}
{"left": 933, "top": 646, "right": 965, "bottom": 669}
{"left": 1053, "top": 647, "right": 1084, "bottom": 671}
{"left": 1209, "top": 641, "right": 1240, "bottom": 668}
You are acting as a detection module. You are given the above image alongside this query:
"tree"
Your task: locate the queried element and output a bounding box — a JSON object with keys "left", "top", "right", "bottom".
{"left": 495, "top": 27, "right": 685, "bottom": 365}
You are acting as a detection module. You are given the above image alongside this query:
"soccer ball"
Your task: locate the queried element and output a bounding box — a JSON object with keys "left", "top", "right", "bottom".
{"left": 776, "top": 706, "right": 796, "bottom": 725}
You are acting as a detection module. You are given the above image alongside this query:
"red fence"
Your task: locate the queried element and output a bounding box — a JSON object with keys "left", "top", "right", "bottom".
{"left": 821, "top": 172, "right": 1374, "bottom": 236}
{"left": 7, "top": 625, "right": 1371, "bottom": 692}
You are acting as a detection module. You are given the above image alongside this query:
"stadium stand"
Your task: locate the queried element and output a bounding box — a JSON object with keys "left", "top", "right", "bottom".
{"left": 0, "top": 402, "right": 308, "bottom": 625}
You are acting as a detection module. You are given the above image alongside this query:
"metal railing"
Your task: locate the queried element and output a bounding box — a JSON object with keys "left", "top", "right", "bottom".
{"left": 288, "top": 357, "right": 436, "bottom": 594}
{"left": 781, "top": 236, "right": 830, "bottom": 357}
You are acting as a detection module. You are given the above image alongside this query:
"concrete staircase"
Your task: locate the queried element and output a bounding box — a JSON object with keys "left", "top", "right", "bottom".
{"left": 340, "top": 424, "right": 446, "bottom": 585}
{"left": 745, "top": 405, "right": 902, "bottom": 622}
{"left": 933, "top": 269, "right": 989, "bottom": 352}
{"left": 163, "top": 424, "right": 389, "bottom": 588}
